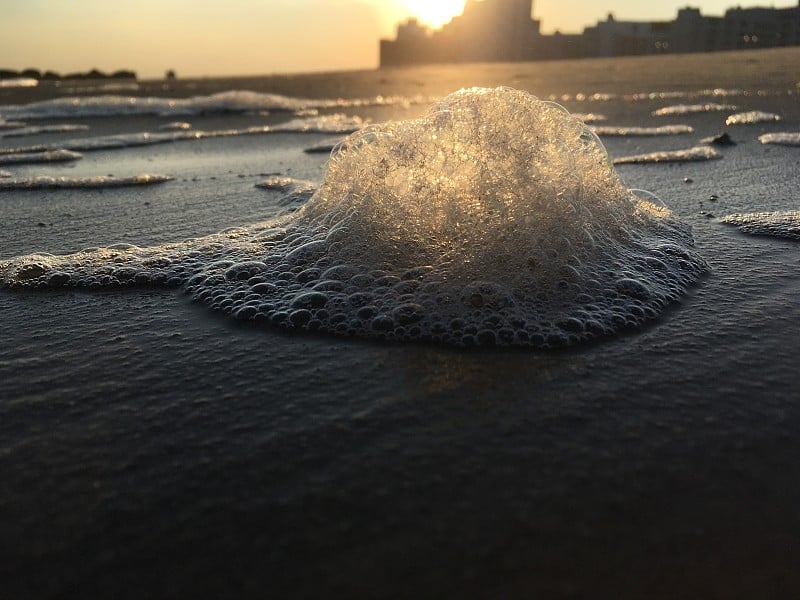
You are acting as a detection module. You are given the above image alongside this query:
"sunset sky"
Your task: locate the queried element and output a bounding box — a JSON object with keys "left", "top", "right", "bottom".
{"left": 1, "top": 0, "right": 796, "bottom": 78}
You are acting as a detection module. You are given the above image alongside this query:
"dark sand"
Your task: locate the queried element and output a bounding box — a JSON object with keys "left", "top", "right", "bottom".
{"left": 2, "top": 48, "right": 800, "bottom": 598}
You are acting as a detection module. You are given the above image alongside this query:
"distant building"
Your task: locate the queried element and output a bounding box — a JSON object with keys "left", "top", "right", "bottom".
{"left": 381, "top": 0, "right": 543, "bottom": 66}
{"left": 379, "top": 0, "right": 800, "bottom": 66}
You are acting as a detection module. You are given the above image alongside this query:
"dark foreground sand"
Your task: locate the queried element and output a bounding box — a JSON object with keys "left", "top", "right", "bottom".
{"left": 2, "top": 49, "right": 800, "bottom": 598}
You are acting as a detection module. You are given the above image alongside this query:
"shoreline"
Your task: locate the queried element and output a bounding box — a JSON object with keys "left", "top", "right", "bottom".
{"left": 2, "top": 52, "right": 800, "bottom": 598}
{"left": 1, "top": 47, "right": 798, "bottom": 107}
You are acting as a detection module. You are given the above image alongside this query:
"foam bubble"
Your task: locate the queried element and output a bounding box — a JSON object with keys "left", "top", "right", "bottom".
{"left": 0, "top": 174, "right": 172, "bottom": 190}
{"left": 613, "top": 146, "right": 721, "bottom": 164}
{"left": 721, "top": 211, "right": 800, "bottom": 240}
{"left": 725, "top": 111, "right": 781, "bottom": 126}
{"left": 759, "top": 132, "right": 800, "bottom": 146}
{"left": 0, "top": 88, "right": 707, "bottom": 348}
{"left": 592, "top": 125, "right": 693, "bottom": 137}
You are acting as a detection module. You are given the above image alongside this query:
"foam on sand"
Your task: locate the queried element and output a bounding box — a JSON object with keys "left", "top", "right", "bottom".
{"left": 0, "top": 174, "right": 172, "bottom": 191}
{"left": 613, "top": 146, "right": 721, "bottom": 164}
{"left": 721, "top": 211, "right": 800, "bottom": 240}
{"left": 0, "top": 90, "right": 427, "bottom": 120}
{"left": 592, "top": 125, "right": 693, "bottom": 137}
{"left": 0, "top": 115, "right": 367, "bottom": 156}
{"left": 725, "top": 111, "right": 781, "bottom": 125}
{"left": 0, "top": 88, "right": 707, "bottom": 348}
{"left": 0, "top": 149, "right": 82, "bottom": 165}
{"left": 652, "top": 103, "right": 737, "bottom": 116}
{"left": 759, "top": 132, "right": 800, "bottom": 146}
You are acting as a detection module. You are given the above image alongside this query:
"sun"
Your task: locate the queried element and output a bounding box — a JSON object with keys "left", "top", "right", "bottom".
{"left": 404, "top": 0, "right": 466, "bottom": 29}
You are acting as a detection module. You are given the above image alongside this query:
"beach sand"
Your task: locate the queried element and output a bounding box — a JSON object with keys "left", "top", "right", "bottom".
{"left": 2, "top": 48, "right": 800, "bottom": 598}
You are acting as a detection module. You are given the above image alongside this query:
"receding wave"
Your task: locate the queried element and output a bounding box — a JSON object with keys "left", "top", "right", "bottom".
{"left": 0, "top": 88, "right": 707, "bottom": 348}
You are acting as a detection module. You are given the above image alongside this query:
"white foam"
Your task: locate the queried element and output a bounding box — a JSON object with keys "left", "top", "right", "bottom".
{"left": 0, "top": 91, "right": 428, "bottom": 120}
{"left": 0, "top": 174, "right": 171, "bottom": 190}
{"left": 725, "top": 111, "right": 781, "bottom": 125}
{"left": 0, "top": 149, "right": 82, "bottom": 165}
{"left": 0, "top": 88, "right": 707, "bottom": 348}
{"left": 0, "top": 170, "right": 11, "bottom": 178}
{"left": 652, "top": 103, "right": 737, "bottom": 116}
{"left": 0, "top": 78, "right": 38, "bottom": 88}
{"left": 721, "top": 211, "right": 800, "bottom": 240}
{"left": 759, "top": 132, "right": 800, "bottom": 146}
{"left": 255, "top": 176, "right": 316, "bottom": 193}
{"left": 0, "top": 115, "right": 367, "bottom": 155}
{"left": 592, "top": 125, "right": 693, "bottom": 137}
{"left": 269, "top": 114, "right": 366, "bottom": 134}
{"left": 613, "top": 146, "right": 721, "bottom": 164}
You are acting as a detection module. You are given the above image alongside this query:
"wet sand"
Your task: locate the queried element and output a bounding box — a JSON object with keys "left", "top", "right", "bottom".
{"left": 2, "top": 49, "right": 800, "bottom": 598}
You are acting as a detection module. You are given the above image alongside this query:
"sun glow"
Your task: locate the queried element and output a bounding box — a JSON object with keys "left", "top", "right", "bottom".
{"left": 403, "top": 0, "right": 466, "bottom": 29}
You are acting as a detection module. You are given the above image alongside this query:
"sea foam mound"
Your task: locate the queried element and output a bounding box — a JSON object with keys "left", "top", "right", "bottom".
{"left": 0, "top": 88, "right": 708, "bottom": 347}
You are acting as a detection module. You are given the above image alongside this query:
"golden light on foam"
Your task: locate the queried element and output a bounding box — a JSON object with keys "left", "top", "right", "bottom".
{"left": 403, "top": 0, "right": 465, "bottom": 28}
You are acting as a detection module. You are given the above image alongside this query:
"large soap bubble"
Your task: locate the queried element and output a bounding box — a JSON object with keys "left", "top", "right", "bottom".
{"left": 1, "top": 88, "right": 707, "bottom": 347}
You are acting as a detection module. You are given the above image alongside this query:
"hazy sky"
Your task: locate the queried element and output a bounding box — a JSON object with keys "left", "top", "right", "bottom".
{"left": 1, "top": 0, "right": 796, "bottom": 78}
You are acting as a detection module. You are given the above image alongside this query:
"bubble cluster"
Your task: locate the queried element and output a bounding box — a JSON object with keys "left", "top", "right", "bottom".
{"left": 0, "top": 87, "right": 708, "bottom": 347}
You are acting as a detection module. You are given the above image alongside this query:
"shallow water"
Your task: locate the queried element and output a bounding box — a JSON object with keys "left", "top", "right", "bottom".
{"left": 2, "top": 50, "right": 800, "bottom": 598}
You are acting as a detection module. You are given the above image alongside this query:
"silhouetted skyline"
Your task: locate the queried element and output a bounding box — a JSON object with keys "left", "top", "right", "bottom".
{"left": 381, "top": 0, "right": 800, "bottom": 67}
{"left": 1, "top": 1, "right": 799, "bottom": 78}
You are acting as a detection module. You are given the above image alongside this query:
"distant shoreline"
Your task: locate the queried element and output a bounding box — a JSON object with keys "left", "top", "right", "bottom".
{"left": 0, "top": 68, "right": 137, "bottom": 81}
{"left": 1, "top": 47, "right": 798, "bottom": 107}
